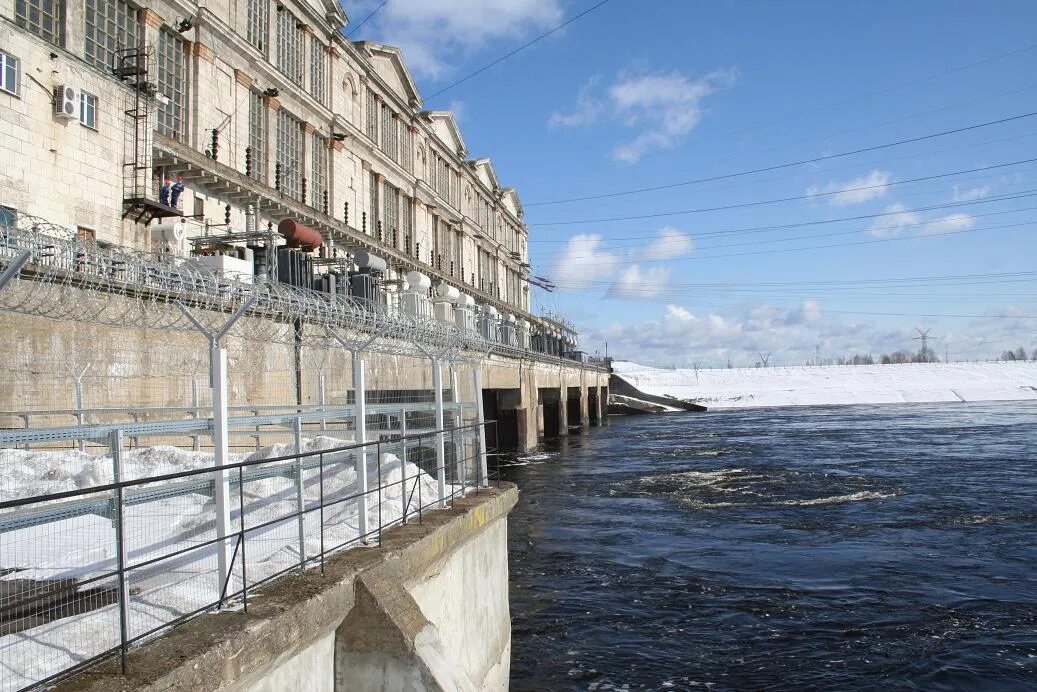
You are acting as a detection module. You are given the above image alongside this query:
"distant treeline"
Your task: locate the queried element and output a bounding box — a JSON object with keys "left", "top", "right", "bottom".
{"left": 818, "top": 346, "right": 1036, "bottom": 366}
{"left": 999, "top": 347, "right": 1036, "bottom": 362}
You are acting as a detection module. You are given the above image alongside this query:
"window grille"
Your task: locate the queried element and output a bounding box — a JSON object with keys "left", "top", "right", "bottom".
{"left": 84, "top": 0, "right": 138, "bottom": 73}
{"left": 400, "top": 125, "right": 412, "bottom": 172}
{"left": 383, "top": 181, "right": 398, "bottom": 245}
{"left": 311, "top": 133, "right": 328, "bottom": 209}
{"left": 248, "top": 89, "right": 266, "bottom": 182}
{"left": 246, "top": 0, "right": 267, "bottom": 51}
{"left": 0, "top": 51, "right": 18, "bottom": 95}
{"left": 276, "top": 109, "right": 304, "bottom": 200}
{"left": 365, "top": 88, "right": 378, "bottom": 142}
{"left": 15, "top": 0, "right": 64, "bottom": 46}
{"left": 368, "top": 171, "right": 379, "bottom": 234}
{"left": 276, "top": 5, "right": 304, "bottom": 82}
{"left": 155, "top": 29, "right": 186, "bottom": 138}
{"left": 309, "top": 36, "right": 325, "bottom": 104}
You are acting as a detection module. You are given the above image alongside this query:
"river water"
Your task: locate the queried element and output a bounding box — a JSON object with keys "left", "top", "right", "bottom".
{"left": 503, "top": 402, "right": 1037, "bottom": 691}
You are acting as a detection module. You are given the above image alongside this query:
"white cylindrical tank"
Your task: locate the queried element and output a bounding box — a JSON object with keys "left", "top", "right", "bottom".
{"left": 354, "top": 252, "right": 387, "bottom": 272}
{"left": 406, "top": 271, "right": 431, "bottom": 291}
{"left": 435, "top": 283, "right": 460, "bottom": 302}
{"left": 151, "top": 221, "right": 186, "bottom": 244}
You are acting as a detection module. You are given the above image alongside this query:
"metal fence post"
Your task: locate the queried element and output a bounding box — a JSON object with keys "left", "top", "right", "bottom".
{"left": 211, "top": 343, "right": 233, "bottom": 603}
{"left": 293, "top": 415, "right": 306, "bottom": 569}
{"left": 450, "top": 366, "right": 465, "bottom": 497}
{"left": 353, "top": 352, "right": 370, "bottom": 542}
{"left": 432, "top": 358, "right": 447, "bottom": 507}
{"left": 75, "top": 365, "right": 89, "bottom": 452}
{"left": 191, "top": 377, "right": 200, "bottom": 451}
{"left": 474, "top": 367, "right": 488, "bottom": 487}
{"left": 318, "top": 373, "right": 327, "bottom": 432}
{"left": 399, "top": 408, "right": 408, "bottom": 522}
{"left": 110, "top": 429, "right": 130, "bottom": 673}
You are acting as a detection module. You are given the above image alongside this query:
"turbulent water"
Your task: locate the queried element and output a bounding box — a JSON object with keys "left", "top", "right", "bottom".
{"left": 503, "top": 402, "right": 1037, "bottom": 691}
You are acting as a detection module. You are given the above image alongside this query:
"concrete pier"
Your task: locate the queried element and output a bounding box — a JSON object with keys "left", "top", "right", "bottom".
{"left": 55, "top": 486, "right": 519, "bottom": 692}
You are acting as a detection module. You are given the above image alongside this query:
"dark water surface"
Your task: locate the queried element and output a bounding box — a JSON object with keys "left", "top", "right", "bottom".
{"left": 504, "top": 402, "right": 1037, "bottom": 691}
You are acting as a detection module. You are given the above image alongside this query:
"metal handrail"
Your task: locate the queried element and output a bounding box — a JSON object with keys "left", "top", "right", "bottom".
{"left": 0, "top": 419, "right": 500, "bottom": 692}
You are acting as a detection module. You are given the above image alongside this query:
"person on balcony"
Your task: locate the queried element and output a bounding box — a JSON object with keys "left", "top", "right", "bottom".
{"left": 170, "top": 175, "right": 185, "bottom": 209}
{"left": 159, "top": 176, "right": 172, "bottom": 206}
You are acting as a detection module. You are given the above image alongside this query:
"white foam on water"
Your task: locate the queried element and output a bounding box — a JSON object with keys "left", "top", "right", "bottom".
{"left": 780, "top": 490, "right": 900, "bottom": 507}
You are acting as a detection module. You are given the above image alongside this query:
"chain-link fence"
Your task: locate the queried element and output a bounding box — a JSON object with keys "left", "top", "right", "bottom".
{"left": 0, "top": 215, "right": 519, "bottom": 691}
{"left": 0, "top": 421, "right": 497, "bottom": 691}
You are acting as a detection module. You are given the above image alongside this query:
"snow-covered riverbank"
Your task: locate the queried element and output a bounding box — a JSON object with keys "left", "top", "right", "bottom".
{"left": 613, "top": 360, "right": 1037, "bottom": 409}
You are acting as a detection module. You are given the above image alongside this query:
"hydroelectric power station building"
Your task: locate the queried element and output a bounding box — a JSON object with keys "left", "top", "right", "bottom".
{"left": 0, "top": 2, "right": 608, "bottom": 690}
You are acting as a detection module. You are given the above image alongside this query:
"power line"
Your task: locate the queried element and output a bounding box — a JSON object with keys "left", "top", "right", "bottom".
{"left": 530, "top": 186, "right": 1037, "bottom": 247}
{"left": 423, "top": 0, "right": 615, "bottom": 102}
{"left": 346, "top": 1, "right": 388, "bottom": 38}
{"left": 550, "top": 270, "right": 1037, "bottom": 289}
{"left": 531, "top": 159, "right": 1037, "bottom": 227}
{"left": 539, "top": 218, "right": 1034, "bottom": 267}
{"left": 526, "top": 111, "right": 1037, "bottom": 207}
{"left": 545, "top": 203, "right": 1037, "bottom": 261}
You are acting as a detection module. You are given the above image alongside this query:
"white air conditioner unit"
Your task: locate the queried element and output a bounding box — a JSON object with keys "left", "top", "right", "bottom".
{"left": 54, "top": 85, "right": 81, "bottom": 120}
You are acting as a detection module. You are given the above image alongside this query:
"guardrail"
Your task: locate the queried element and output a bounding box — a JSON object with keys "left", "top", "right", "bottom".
{"left": 0, "top": 420, "right": 498, "bottom": 692}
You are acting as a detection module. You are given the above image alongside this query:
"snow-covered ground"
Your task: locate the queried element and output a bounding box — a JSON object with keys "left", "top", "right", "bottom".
{"left": 613, "top": 360, "right": 1037, "bottom": 409}
{"left": 0, "top": 437, "right": 449, "bottom": 691}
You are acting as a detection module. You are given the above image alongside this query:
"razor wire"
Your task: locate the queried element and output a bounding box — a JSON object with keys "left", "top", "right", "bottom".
{"left": 0, "top": 215, "right": 481, "bottom": 360}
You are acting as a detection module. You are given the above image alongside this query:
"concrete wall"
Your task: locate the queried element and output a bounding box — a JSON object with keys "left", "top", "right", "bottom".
{"left": 408, "top": 519, "right": 511, "bottom": 690}
{"left": 55, "top": 485, "right": 519, "bottom": 692}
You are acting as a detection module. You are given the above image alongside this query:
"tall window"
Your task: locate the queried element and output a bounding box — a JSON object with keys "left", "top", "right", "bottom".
{"left": 246, "top": 0, "right": 267, "bottom": 52}
{"left": 402, "top": 196, "right": 413, "bottom": 254}
{"left": 155, "top": 29, "right": 186, "bottom": 138}
{"left": 383, "top": 181, "right": 398, "bottom": 246}
{"left": 247, "top": 89, "right": 266, "bottom": 182}
{"left": 365, "top": 88, "right": 378, "bottom": 142}
{"left": 309, "top": 37, "right": 326, "bottom": 104}
{"left": 379, "top": 105, "right": 400, "bottom": 162}
{"left": 400, "top": 126, "right": 412, "bottom": 172}
{"left": 311, "top": 133, "right": 328, "bottom": 209}
{"left": 0, "top": 206, "right": 16, "bottom": 229}
{"left": 0, "top": 51, "right": 19, "bottom": 96}
{"left": 15, "top": 0, "right": 64, "bottom": 46}
{"left": 276, "top": 109, "right": 303, "bottom": 200}
{"left": 84, "top": 0, "right": 138, "bottom": 73}
{"left": 276, "top": 6, "right": 304, "bottom": 83}
{"left": 367, "top": 171, "right": 378, "bottom": 235}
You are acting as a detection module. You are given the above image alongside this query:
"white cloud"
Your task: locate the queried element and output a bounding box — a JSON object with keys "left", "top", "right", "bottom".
{"left": 548, "top": 77, "right": 604, "bottom": 128}
{"left": 784, "top": 300, "right": 824, "bottom": 325}
{"left": 952, "top": 184, "right": 992, "bottom": 202}
{"left": 581, "top": 299, "right": 1037, "bottom": 368}
{"left": 550, "top": 68, "right": 738, "bottom": 162}
{"left": 921, "top": 213, "right": 975, "bottom": 235}
{"left": 354, "top": 0, "right": 564, "bottom": 80}
{"left": 448, "top": 99, "right": 466, "bottom": 122}
{"left": 607, "top": 264, "right": 671, "bottom": 300}
{"left": 549, "top": 234, "right": 620, "bottom": 291}
{"left": 641, "top": 227, "right": 695, "bottom": 261}
{"left": 868, "top": 203, "right": 920, "bottom": 237}
{"left": 807, "top": 169, "right": 892, "bottom": 207}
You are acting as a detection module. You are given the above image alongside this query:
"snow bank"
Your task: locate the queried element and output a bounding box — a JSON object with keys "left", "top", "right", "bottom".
{"left": 613, "top": 360, "right": 1037, "bottom": 409}
{"left": 0, "top": 437, "right": 447, "bottom": 691}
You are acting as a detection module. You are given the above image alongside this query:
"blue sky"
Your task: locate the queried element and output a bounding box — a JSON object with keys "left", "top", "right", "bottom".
{"left": 345, "top": 0, "right": 1037, "bottom": 367}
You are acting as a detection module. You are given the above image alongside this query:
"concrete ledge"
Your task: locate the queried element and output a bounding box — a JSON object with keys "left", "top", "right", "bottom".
{"left": 54, "top": 484, "right": 518, "bottom": 692}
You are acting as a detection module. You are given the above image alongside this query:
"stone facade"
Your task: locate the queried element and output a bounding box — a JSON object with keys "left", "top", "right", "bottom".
{"left": 0, "top": 0, "right": 535, "bottom": 320}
